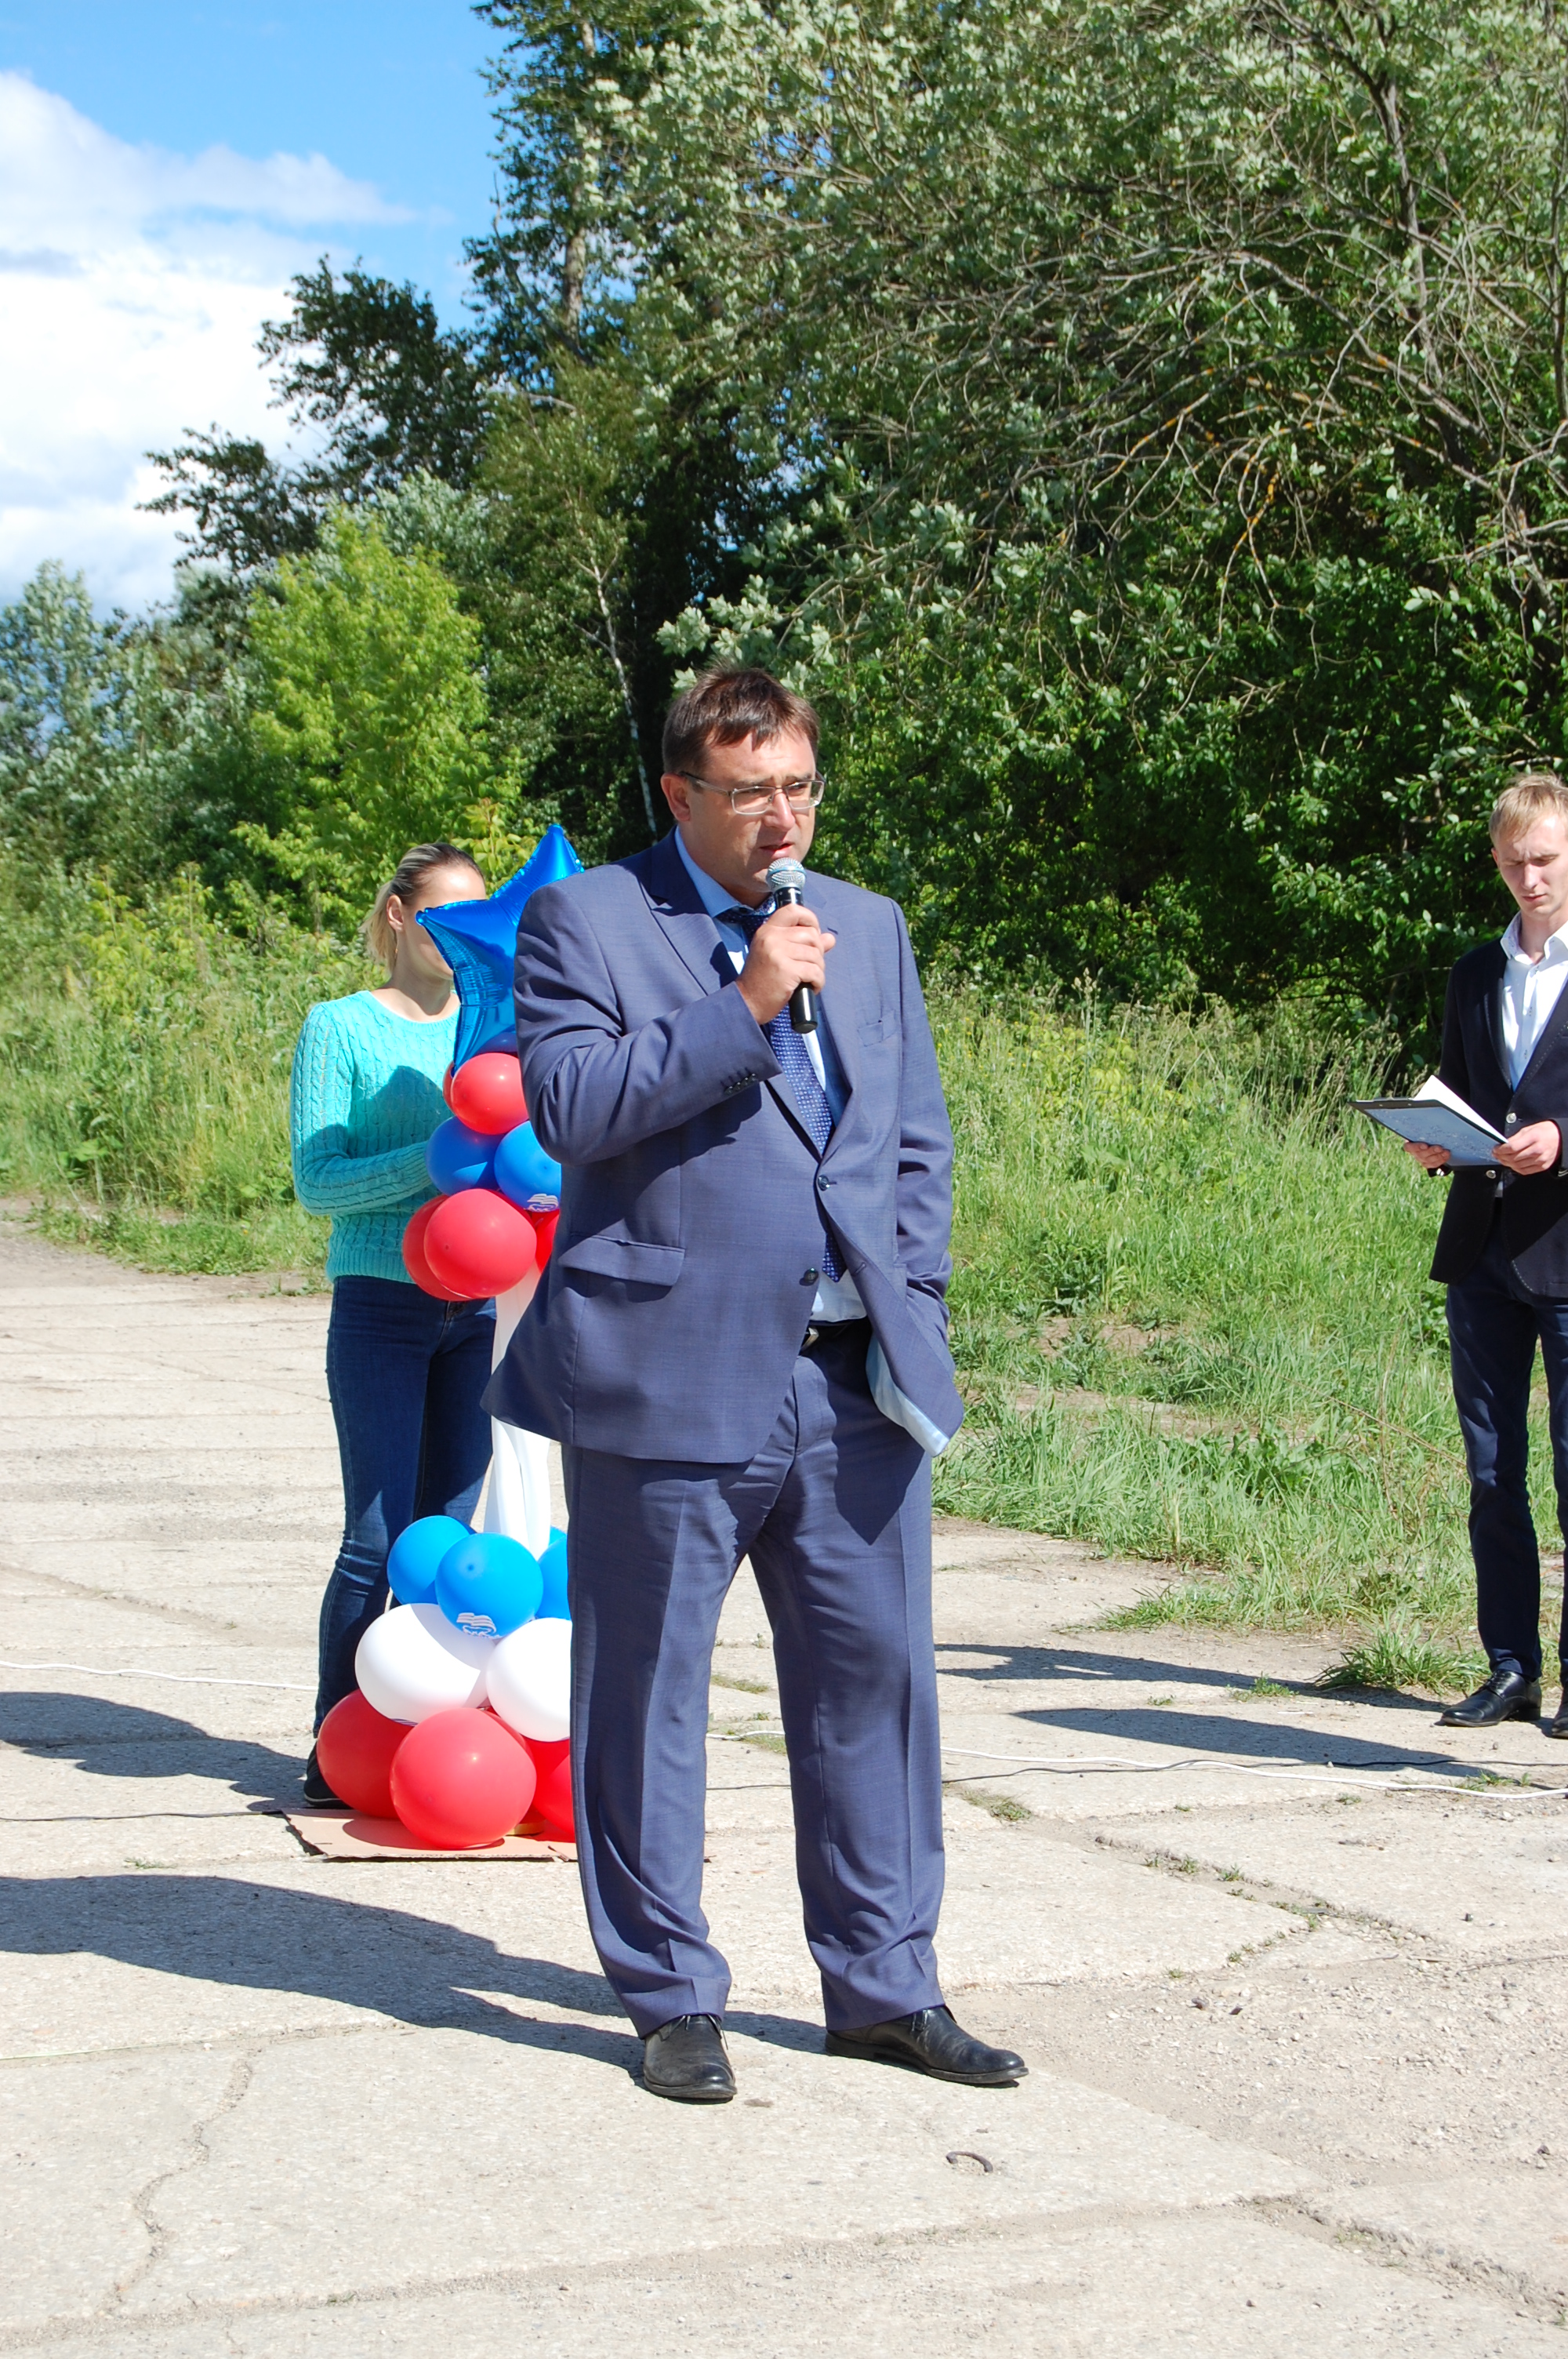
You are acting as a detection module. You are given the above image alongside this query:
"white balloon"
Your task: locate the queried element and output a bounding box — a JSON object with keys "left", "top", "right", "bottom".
{"left": 486, "top": 1616, "right": 572, "bottom": 1742}
{"left": 355, "top": 1602, "right": 493, "bottom": 1725}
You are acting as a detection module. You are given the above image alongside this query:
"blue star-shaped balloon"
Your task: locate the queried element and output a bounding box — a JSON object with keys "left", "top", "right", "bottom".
{"left": 418, "top": 823, "right": 583, "bottom": 1068}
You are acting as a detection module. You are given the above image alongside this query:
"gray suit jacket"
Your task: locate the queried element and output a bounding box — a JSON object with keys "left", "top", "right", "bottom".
{"left": 484, "top": 831, "right": 964, "bottom": 1462}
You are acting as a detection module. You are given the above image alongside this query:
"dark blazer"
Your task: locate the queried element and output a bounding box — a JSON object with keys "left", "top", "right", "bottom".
{"left": 1430, "top": 937, "right": 1568, "bottom": 1289}
{"left": 485, "top": 832, "right": 964, "bottom": 1461}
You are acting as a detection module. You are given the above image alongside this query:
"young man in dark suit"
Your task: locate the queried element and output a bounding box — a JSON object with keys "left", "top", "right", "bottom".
{"left": 1408, "top": 770, "right": 1568, "bottom": 1736}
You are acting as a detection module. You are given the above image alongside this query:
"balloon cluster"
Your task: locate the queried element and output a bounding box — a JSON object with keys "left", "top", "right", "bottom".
{"left": 401, "top": 1051, "right": 563, "bottom": 1300}
{"left": 315, "top": 1515, "right": 575, "bottom": 1849}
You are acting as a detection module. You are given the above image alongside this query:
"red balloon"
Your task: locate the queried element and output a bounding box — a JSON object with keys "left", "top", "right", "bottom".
{"left": 524, "top": 1734, "right": 575, "bottom": 1840}
{"left": 448, "top": 1051, "right": 527, "bottom": 1136}
{"left": 528, "top": 1207, "right": 560, "bottom": 1268}
{"left": 424, "top": 1188, "right": 537, "bottom": 1298}
{"left": 441, "top": 1063, "right": 455, "bottom": 1110}
{"left": 316, "top": 1691, "right": 408, "bottom": 1817}
{"left": 389, "top": 1708, "right": 537, "bottom": 1849}
{"left": 401, "top": 1198, "right": 469, "bottom": 1300}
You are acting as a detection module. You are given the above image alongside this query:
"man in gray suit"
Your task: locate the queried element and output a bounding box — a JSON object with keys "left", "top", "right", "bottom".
{"left": 487, "top": 667, "right": 1026, "bottom": 2103}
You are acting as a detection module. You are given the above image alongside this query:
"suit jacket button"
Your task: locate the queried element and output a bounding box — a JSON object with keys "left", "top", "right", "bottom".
{"left": 1507, "top": 1112, "right": 1518, "bottom": 1125}
{"left": 803, "top": 1267, "right": 819, "bottom": 1285}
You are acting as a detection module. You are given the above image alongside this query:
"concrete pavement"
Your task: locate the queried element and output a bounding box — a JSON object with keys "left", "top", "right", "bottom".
{"left": 2, "top": 1221, "right": 1565, "bottom": 2354}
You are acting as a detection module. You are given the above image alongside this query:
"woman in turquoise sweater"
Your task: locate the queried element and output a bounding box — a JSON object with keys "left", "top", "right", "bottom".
{"left": 290, "top": 840, "right": 492, "bottom": 1802}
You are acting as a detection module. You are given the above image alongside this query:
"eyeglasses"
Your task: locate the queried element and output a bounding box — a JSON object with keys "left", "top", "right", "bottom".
{"left": 679, "top": 770, "right": 826, "bottom": 819}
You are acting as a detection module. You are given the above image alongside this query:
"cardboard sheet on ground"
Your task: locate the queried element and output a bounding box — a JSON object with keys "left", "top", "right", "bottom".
{"left": 285, "top": 1809, "right": 575, "bottom": 1863}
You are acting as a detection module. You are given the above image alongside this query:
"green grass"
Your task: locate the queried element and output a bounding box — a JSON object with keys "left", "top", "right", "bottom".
{"left": 2, "top": 878, "right": 1553, "bottom": 1664}
{"left": 0, "top": 870, "right": 360, "bottom": 1281}
{"left": 929, "top": 987, "right": 1559, "bottom": 1662}
{"left": 1319, "top": 1626, "right": 1486, "bottom": 1698}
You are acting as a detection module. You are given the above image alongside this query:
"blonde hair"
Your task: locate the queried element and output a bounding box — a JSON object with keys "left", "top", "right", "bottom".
{"left": 363, "top": 842, "right": 484, "bottom": 969}
{"left": 1490, "top": 769, "right": 1568, "bottom": 845}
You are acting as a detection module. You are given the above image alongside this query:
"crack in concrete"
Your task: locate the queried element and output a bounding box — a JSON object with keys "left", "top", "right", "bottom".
{"left": 102, "top": 2051, "right": 258, "bottom": 2318}
{"left": 0, "top": 1554, "right": 281, "bottom": 1641}
{"left": 1089, "top": 1826, "right": 1422, "bottom": 1946}
{"left": 1261, "top": 2189, "right": 1568, "bottom": 2327}
{"left": 0, "top": 2184, "right": 1552, "bottom": 2353}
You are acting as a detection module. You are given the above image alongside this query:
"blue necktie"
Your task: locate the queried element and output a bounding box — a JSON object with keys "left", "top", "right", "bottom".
{"left": 721, "top": 905, "right": 841, "bottom": 1280}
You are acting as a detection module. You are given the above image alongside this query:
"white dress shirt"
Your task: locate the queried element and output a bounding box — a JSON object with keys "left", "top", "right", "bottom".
{"left": 674, "top": 830, "right": 868, "bottom": 1321}
{"left": 1499, "top": 913, "right": 1568, "bottom": 1087}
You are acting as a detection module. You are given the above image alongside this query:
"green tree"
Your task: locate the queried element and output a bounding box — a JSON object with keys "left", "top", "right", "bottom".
{"left": 608, "top": 0, "right": 1568, "bottom": 1034}
{"left": 240, "top": 511, "right": 491, "bottom": 925}
{"left": 147, "top": 264, "right": 489, "bottom": 571}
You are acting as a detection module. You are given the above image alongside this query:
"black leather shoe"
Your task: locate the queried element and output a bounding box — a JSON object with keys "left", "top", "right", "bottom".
{"left": 825, "top": 2005, "right": 1027, "bottom": 2086}
{"left": 641, "top": 2014, "right": 735, "bottom": 2103}
{"left": 301, "top": 1745, "right": 341, "bottom": 1807}
{"left": 1438, "top": 1670, "right": 1542, "bottom": 1728}
{"left": 1544, "top": 1688, "right": 1568, "bottom": 1739}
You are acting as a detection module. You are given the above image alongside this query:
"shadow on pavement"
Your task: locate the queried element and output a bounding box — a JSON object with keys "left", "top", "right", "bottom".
{"left": 0, "top": 1866, "right": 825, "bottom": 2070}
{"left": 933, "top": 1643, "right": 1472, "bottom": 1770}
{"left": 0, "top": 1868, "right": 633, "bottom": 2066}
{"left": 0, "top": 1699, "right": 833, "bottom": 2065}
{"left": 0, "top": 1692, "right": 307, "bottom": 1804}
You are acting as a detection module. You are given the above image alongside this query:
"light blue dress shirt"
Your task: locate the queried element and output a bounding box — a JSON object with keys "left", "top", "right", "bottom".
{"left": 675, "top": 829, "right": 868, "bottom": 1321}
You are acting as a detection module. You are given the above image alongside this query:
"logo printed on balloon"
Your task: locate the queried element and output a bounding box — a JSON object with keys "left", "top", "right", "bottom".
{"left": 354, "top": 1602, "right": 494, "bottom": 1725}
{"left": 435, "top": 1531, "right": 543, "bottom": 1640}
{"left": 492, "top": 1121, "right": 563, "bottom": 1210}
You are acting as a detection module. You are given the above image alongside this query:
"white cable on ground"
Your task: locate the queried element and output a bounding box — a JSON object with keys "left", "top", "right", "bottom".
{"left": 939, "top": 1746, "right": 1562, "bottom": 1794}
{"left": 0, "top": 1659, "right": 313, "bottom": 1695}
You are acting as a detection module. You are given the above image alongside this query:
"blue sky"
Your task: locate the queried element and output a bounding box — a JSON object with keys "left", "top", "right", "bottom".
{"left": 0, "top": 2, "right": 499, "bottom": 318}
{"left": 0, "top": 3, "right": 506, "bottom": 608}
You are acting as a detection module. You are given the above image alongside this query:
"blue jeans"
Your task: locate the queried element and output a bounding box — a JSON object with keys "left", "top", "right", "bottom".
{"left": 1446, "top": 1217, "right": 1568, "bottom": 1684}
{"left": 314, "top": 1277, "right": 495, "bottom": 1729}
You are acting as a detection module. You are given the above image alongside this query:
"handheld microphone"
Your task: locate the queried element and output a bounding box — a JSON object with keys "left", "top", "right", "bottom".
{"left": 765, "top": 858, "right": 817, "bottom": 1034}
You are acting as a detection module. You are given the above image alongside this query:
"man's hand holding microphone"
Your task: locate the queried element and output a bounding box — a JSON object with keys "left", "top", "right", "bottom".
{"left": 736, "top": 886, "right": 836, "bottom": 1030}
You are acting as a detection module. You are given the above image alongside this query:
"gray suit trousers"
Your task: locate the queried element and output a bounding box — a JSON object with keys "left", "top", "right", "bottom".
{"left": 562, "top": 1324, "right": 946, "bottom": 2036}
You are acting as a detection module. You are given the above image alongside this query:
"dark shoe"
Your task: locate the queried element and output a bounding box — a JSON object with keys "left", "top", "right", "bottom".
{"left": 1544, "top": 1688, "right": 1568, "bottom": 1739}
{"left": 1438, "top": 1670, "right": 1541, "bottom": 1728}
{"left": 825, "top": 2005, "right": 1027, "bottom": 2086}
{"left": 300, "top": 1745, "right": 342, "bottom": 1807}
{"left": 641, "top": 2014, "right": 735, "bottom": 2104}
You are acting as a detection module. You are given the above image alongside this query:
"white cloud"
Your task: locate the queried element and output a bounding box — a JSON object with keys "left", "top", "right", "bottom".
{"left": 0, "top": 72, "right": 420, "bottom": 612}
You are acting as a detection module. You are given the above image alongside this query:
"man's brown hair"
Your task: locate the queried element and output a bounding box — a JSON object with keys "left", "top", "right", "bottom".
{"left": 1490, "top": 768, "right": 1568, "bottom": 845}
{"left": 661, "top": 666, "right": 821, "bottom": 778}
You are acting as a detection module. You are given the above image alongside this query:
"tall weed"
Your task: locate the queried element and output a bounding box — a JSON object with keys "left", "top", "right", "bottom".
{"left": 932, "top": 990, "right": 1551, "bottom": 1655}
{"left": 0, "top": 916, "right": 1544, "bottom": 1654}
{"left": 0, "top": 870, "right": 365, "bottom": 1273}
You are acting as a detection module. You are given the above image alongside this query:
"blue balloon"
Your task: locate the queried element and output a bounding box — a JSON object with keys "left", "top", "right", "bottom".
{"left": 387, "top": 1514, "right": 471, "bottom": 1606}
{"left": 537, "top": 1527, "right": 570, "bottom": 1619}
{"left": 426, "top": 1115, "right": 496, "bottom": 1195}
{"left": 435, "top": 1531, "right": 543, "bottom": 1640}
{"left": 493, "top": 1121, "right": 563, "bottom": 1208}
{"left": 417, "top": 824, "right": 585, "bottom": 1071}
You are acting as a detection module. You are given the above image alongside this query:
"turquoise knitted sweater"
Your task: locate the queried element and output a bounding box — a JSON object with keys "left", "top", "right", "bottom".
{"left": 289, "top": 991, "right": 456, "bottom": 1284}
